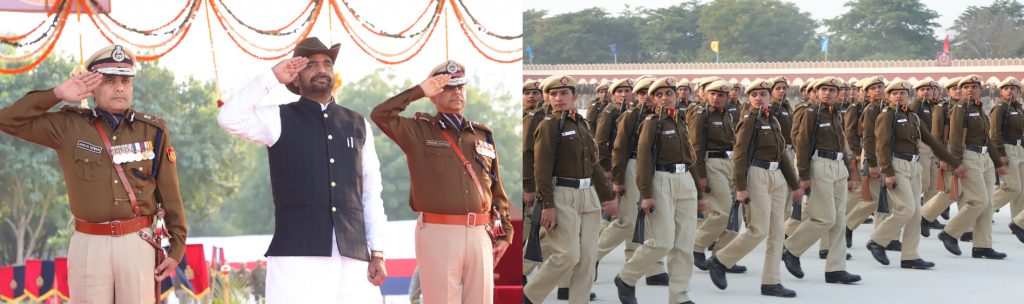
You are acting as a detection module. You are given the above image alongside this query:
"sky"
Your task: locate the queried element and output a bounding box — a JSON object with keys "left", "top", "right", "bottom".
{"left": 0, "top": 0, "right": 522, "bottom": 106}
{"left": 524, "top": 0, "right": 996, "bottom": 39}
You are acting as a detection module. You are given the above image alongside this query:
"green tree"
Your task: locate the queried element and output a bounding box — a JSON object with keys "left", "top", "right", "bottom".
{"left": 635, "top": 1, "right": 705, "bottom": 63}
{"left": 823, "top": 0, "right": 940, "bottom": 61}
{"left": 697, "top": 0, "right": 817, "bottom": 62}
{"left": 948, "top": 0, "right": 1024, "bottom": 59}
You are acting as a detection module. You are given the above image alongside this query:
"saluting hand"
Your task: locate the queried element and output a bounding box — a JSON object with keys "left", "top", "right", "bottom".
{"left": 420, "top": 74, "right": 451, "bottom": 98}
{"left": 540, "top": 207, "right": 557, "bottom": 230}
{"left": 272, "top": 57, "right": 309, "bottom": 85}
{"left": 54, "top": 72, "right": 102, "bottom": 102}
{"left": 367, "top": 256, "right": 388, "bottom": 286}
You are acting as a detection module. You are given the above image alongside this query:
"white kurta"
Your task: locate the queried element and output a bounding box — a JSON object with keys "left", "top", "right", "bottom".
{"left": 218, "top": 70, "right": 388, "bottom": 303}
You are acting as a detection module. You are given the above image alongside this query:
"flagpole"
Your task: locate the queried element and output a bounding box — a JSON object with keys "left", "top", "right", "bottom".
{"left": 716, "top": 53, "right": 719, "bottom": 63}
{"left": 825, "top": 50, "right": 828, "bottom": 62}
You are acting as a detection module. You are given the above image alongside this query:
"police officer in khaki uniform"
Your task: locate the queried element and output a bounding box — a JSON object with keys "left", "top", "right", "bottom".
{"left": 523, "top": 78, "right": 547, "bottom": 278}
{"left": 707, "top": 79, "right": 802, "bottom": 298}
{"left": 615, "top": 77, "right": 705, "bottom": 304}
{"left": 865, "top": 80, "right": 965, "bottom": 270}
{"left": 786, "top": 79, "right": 822, "bottom": 239}
{"left": 587, "top": 81, "right": 611, "bottom": 134}
{"left": 372, "top": 61, "right": 514, "bottom": 303}
{"left": 991, "top": 78, "right": 1024, "bottom": 220}
{"left": 922, "top": 77, "right": 964, "bottom": 231}
{"left": 524, "top": 75, "right": 617, "bottom": 304}
{"left": 690, "top": 80, "right": 746, "bottom": 273}
{"left": 935, "top": 75, "right": 1009, "bottom": 259}
{"left": 783, "top": 77, "right": 862, "bottom": 284}
{"left": 846, "top": 76, "right": 898, "bottom": 250}
{"left": 596, "top": 78, "right": 637, "bottom": 180}
{"left": 911, "top": 79, "right": 949, "bottom": 233}
{"left": 599, "top": 77, "right": 670, "bottom": 286}
{"left": 0, "top": 45, "right": 187, "bottom": 303}
{"left": 677, "top": 79, "right": 694, "bottom": 113}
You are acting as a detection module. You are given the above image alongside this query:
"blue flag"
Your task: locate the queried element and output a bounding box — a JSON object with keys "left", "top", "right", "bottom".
{"left": 820, "top": 37, "right": 829, "bottom": 53}
{"left": 525, "top": 45, "right": 534, "bottom": 61}
{"left": 609, "top": 43, "right": 617, "bottom": 57}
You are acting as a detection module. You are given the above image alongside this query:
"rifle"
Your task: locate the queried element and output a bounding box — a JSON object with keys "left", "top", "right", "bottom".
{"left": 793, "top": 103, "right": 823, "bottom": 221}
{"left": 859, "top": 103, "right": 875, "bottom": 200}
{"left": 633, "top": 111, "right": 663, "bottom": 245}
{"left": 877, "top": 106, "right": 899, "bottom": 214}
{"left": 524, "top": 111, "right": 569, "bottom": 263}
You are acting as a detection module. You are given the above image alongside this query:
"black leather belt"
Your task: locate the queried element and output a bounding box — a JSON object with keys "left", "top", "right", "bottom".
{"left": 751, "top": 159, "right": 781, "bottom": 170}
{"left": 893, "top": 152, "right": 919, "bottom": 162}
{"left": 655, "top": 163, "right": 688, "bottom": 173}
{"left": 816, "top": 150, "right": 843, "bottom": 160}
{"left": 1004, "top": 139, "right": 1023, "bottom": 146}
{"left": 707, "top": 150, "right": 732, "bottom": 158}
{"left": 966, "top": 145, "right": 988, "bottom": 153}
{"left": 555, "top": 177, "right": 592, "bottom": 189}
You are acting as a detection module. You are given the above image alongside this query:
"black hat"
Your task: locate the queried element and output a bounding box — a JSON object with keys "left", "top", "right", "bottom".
{"left": 286, "top": 37, "right": 340, "bottom": 95}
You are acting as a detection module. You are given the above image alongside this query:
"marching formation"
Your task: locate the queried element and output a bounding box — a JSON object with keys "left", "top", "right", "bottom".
{"left": 522, "top": 73, "right": 1024, "bottom": 304}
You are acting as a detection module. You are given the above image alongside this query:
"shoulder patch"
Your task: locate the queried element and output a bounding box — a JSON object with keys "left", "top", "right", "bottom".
{"left": 544, "top": 116, "right": 553, "bottom": 120}
{"left": 414, "top": 112, "right": 434, "bottom": 121}
{"left": 131, "top": 111, "right": 167, "bottom": 128}
{"left": 60, "top": 104, "right": 94, "bottom": 116}
{"left": 471, "top": 121, "right": 492, "bottom": 133}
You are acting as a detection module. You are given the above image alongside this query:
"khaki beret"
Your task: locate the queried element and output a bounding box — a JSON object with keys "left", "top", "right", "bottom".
{"left": 523, "top": 79, "right": 542, "bottom": 92}
{"left": 885, "top": 80, "right": 912, "bottom": 94}
{"left": 912, "top": 79, "right": 933, "bottom": 90}
{"left": 609, "top": 78, "right": 634, "bottom": 93}
{"left": 85, "top": 45, "right": 136, "bottom": 76}
{"left": 542, "top": 74, "right": 576, "bottom": 93}
{"left": 633, "top": 77, "right": 655, "bottom": 94}
{"left": 958, "top": 74, "right": 982, "bottom": 87}
{"left": 930, "top": 80, "right": 940, "bottom": 88}
{"left": 861, "top": 76, "right": 885, "bottom": 89}
{"left": 998, "top": 77, "right": 1021, "bottom": 89}
{"left": 768, "top": 76, "right": 788, "bottom": 89}
{"left": 699, "top": 76, "right": 724, "bottom": 88}
{"left": 944, "top": 77, "right": 963, "bottom": 89}
{"left": 705, "top": 80, "right": 732, "bottom": 93}
{"left": 648, "top": 77, "right": 678, "bottom": 95}
{"left": 596, "top": 81, "right": 610, "bottom": 91}
{"left": 813, "top": 77, "right": 842, "bottom": 90}
{"left": 676, "top": 79, "right": 691, "bottom": 89}
{"left": 745, "top": 78, "right": 772, "bottom": 95}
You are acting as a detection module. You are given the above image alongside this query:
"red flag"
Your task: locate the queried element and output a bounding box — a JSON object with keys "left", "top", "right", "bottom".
{"left": 944, "top": 35, "right": 950, "bottom": 53}
{"left": 183, "top": 244, "right": 211, "bottom": 299}
{"left": 54, "top": 257, "right": 69, "bottom": 300}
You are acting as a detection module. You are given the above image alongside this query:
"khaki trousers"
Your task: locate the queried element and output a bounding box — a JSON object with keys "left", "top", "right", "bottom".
{"left": 415, "top": 218, "right": 493, "bottom": 304}
{"left": 784, "top": 155, "right": 850, "bottom": 272}
{"left": 68, "top": 228, "right": 155, "bottom": 304}
{"left": 993, "top": 144, "right": 1024, "bottom": 217}
{"left": 694, "top": 158, "right": 738, "bottom": 252}
{"left": 596, "top": 160, "right": 664, "bottom": 276}
{"left": 922, "top": 171, "right": 955, "bottom": 221}
{"left": 618, "top": 171, "right": 698, "bottom": 304}
{"left": 715, "top": 167, "right": 787, "bottom": 284}
{"left": 919, "top": 142, "right": 938, "bottom": 206}
{"left": 869, "top": 158, "right": 924, "bottom": 260}
{"left": 943, "top": 151, "right": 995, "bottom": 248}
{"left": 523, "top": 186, "right": 601, "bottom": 304}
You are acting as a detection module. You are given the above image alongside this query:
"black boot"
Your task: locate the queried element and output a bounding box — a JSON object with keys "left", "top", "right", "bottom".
{"left": 782, "top": 249, "right": 804, "bottom": 279}
{"left": 885, "top": 240, "right": 902, "bottom": 251}
{"left": 972, "top": 248, "right": 1007, "bottom": 259}
{"left": 706, "top": 256, "right": 728, "bottom": 290}
{"left": 646, "top": 273, "right": 669, "bottom": 286}
{"left": 724, "top": 264, "right": 747, "bottom": 274}
{"left": 760, "top": 284, "right": 797, "bottom": 298}
{"left": 846, "top": 227, "right": 853, "bottom": 248}
{"left": 594, "top": 260, "right": 599, "bottom": 282}
{"left": 614, "top": 275, "right": 637, "bottom": 304}
{"left": 941, "top": 207, "right": 950, "bottom": 220}
{"left": 819, "top": 250, "right": 828, "bottom": 259}
{"left": 865, "top": 241, "right": 889, "bottom": 265}
{"left": 900, "top": 258, "right": 935, "bottom": 269}
{"left": 1010, "top": 222, "right": 1024, "bottom": 244}
{"left": 679, "top": 302, "right": 695, "bottom": 304}
{"left": 556, "top": 288, "right": 596, "bottom": 301}
{"left": 920, "top": 218, "right": 931, "bottom": 238}
{"left": 863, "top": 217, "right": 874, "bottom": 224}
{"left": 824, "top": 271, "right": 862, "bottom": 284}
{"left": 938, "top": 231, "right": 961, "bottom": 255}
{"left": 961, "top": 231, "right": 973, "bottom": 242}
{"left": 693, "top": 251, "right": 708, "bottom": 270}
{"left": 524, "top": 295, "right": 534, "bottom": 304}
{"left": 929, "top": 220, "right": 945, "bottom": 229}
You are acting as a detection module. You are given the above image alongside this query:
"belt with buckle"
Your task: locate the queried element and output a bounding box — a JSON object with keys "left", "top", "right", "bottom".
{"left": 751, "top": 159, "right": 781, "bottom": 170}
{"left": 816, "top": 150, "right": 844, "bottom": 160}
{"left": 1004, "top": 139, "right": 1023, "bottom": 146}
{"left": 894, "top": 152, "right": 920, "bottom": 162}
{"left": 422, "top": 212, "right": 490, "bottom": 226}
{"left": 75, "top": 216, "right": 152, "bottom": 237}
{"left": 555, "top": 177, "right": 592, "bottom": 189}
{"left": 655, "top": 163, "right": 688, "bottom": 173}
{"left": 966, "top": 145, "right": 988, "bottom": 153}
{"left": 707, "top": 150, "right": 732, "bottom": 158}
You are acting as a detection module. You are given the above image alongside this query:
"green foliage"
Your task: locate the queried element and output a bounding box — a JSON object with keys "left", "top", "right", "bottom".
{"left": 823, "top": 0, "right": 940, "bottom": 61}
{"left": 947, "top": 0, "right": 1024, "bottom": 59}
{"left": 697, "top": 0, "right": 817, "bottom": 62}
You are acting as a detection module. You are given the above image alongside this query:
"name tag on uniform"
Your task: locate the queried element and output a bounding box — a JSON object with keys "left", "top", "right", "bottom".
{"left": 897, "top": 119, "right": 908, "bottom": 123}
{"left": 662, "top": 130, "right": 676, "bottom": 135}
{"left": 969, "top": 112, "right": 980, "bottom": 117}
{"left": 426, "top": 140, "right": 450, "bottom": 148}
{"left": 475, "top": 140, "right": 496, "bottom": 159}
{"left": 1012, "top": 112, "right": 1020, "bottom": 115}
{"left": 782, "top": 111, "right": 790, "bottom": 116}
{"left": 76, "top": 140, "right": 102, "bottom": 154}
{"left": 924, "top": 109, "right": 930, "bottom": 113}
{"left": 819, "top": 122, "right": 831, "bottom": 127}
{"left": 761, "top": 125, "right": 771, "bottom": 130}
{"left": 561, "top": 130, "right": 576, "bottom": 137}
{"left": 713, "top": 121, "right": 723, "bottom": 127}
{"left": 729, "top": 108, "right": 737, "bottom": 112}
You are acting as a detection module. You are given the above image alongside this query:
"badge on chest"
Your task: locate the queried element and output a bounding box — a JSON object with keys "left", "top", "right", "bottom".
{"left": 476, "top": 140, "right": 496, "bottom": 159}
{"left": 112, "top": 141, "right": 156, "bottom": 164}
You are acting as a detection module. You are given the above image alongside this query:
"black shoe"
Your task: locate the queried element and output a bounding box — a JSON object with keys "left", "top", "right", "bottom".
{"left": 941, "top": 207, "right": 950, "bottom": 220}
{"left": 846, "top": 228, "right": 853, "bottom": 248}
{"left": 725, "top": 264, "right": 747, "bottom": 274}
{"left": 693, "top": 251, "right": 708, "bottom": 270}
{"left": 864, "top": 217, "right": 874, "bottom": 224}
{"left": 929, "top": 220, "right": 945, "bottom": 229}
{"left": 866, "top": 241, "right": 889, "bottom": 265}
{"left": 938, "top": 231, "right": 961, "bottom": 256}
{"left": 707, "top": 256, "right": 728, "bottom": 290}
{"left": 782, "top": 249, "right": 804, "bottom": 279}
{"left": 824, "top": 271, "right": 862, "bottom": 284}
{"left": 708, "top": 242, "right": 717, "bottom": 251}
{"left": 646, "top": 273, "right": 669, "bottom": 286}
{"left": 920, "top": 219, "right": 931, "bottom": 238}
{"left": 524, "top": 295, "right": 534, "bottom": 304}
{"left": 819, "top": 250, "right": 828, "bottom": 259}
{"left": 594, "top": 260, "right": 599, "bottom": 282}
{"left": 523, "top": 275, "right": 527, "bottom": 285}
{"left": 556, "top": 288, "right": 593, "bottom": 300}
{"left": 760, "top": 284, "right": 797, "bottom": 298}
{"left": 961, "top": 232, "right": 973, "bottom": 242}
{"left": 1010, "top": 223, "right": 1024, "bottom": 244}
{"left": 614, "top": 275, "right": 637, "bottom": 304}
{"left": 972, "top": 248, "right": 1008, "bottom": 259}
{"left": 885, "top": 240, "right": 902, "bottom": 251}
{"left": 900, "top": 258, "right": 935, "bottom": 269}
{"left": 680, "top": 302, "right": 695, "bottom": 304}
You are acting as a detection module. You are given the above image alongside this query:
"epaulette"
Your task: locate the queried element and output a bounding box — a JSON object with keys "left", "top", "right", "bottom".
{"left": 131, "top": 111, "right": 167, "bottom": 129}
{"left": 60, "top": 104, "right": 96, "bottom": 117}
{"left": 470, "top": 121, "right": 492, "bottom": 133}
{"left": 645, "top": 114, "right": 656, "bottom": 120}
{"left": 414, "top": 112, "right": 434, "bottom": 121}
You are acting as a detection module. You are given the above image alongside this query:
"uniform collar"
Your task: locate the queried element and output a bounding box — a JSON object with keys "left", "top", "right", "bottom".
{"left": 93, "top": 107, "right": 137, "bottom": 127}
{"left": 435, "top": 112, "right": 474, "bottom": 133}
